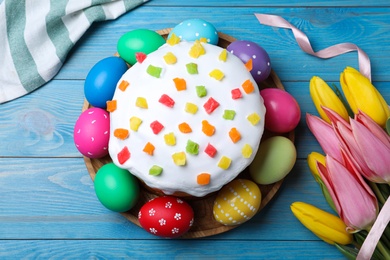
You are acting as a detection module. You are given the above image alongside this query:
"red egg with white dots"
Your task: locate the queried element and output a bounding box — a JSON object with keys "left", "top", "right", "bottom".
{"left": 73, "top": 107, "right": 110, "bottom": 158}
{"left": 138, "top": 196, "right": 194, "bottom": 238}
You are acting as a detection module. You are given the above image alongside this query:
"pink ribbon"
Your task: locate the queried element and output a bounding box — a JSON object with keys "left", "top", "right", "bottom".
{"left": 255, "top": 13, "right": 372, "bottom": 81}
{"left": 255, "top": 13, "right": 390, "bottom": 259}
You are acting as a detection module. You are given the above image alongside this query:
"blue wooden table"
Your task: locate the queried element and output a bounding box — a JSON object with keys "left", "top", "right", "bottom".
{"left": 1, "top": 1, "right": 390, "bottom": 259}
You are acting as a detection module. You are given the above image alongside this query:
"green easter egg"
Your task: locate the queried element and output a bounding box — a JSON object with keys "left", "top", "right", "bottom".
{"left": 94, "top": 163, "right": 140, "bottom": 212}
{"left": 117, "top": 29, "right": 166, "bottom": 65}
{"left": 249, "top": 136, "right": 296, "bottom": 185}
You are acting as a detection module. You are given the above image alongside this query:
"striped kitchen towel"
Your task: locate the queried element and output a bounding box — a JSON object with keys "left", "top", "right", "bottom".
{"left": 0, "top": 0, "right": 147, "bottom": 104}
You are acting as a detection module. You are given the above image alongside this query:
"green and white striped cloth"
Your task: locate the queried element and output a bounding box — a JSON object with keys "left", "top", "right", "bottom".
{"left": 0, "top": 0, "right": 147, "bottom": 104}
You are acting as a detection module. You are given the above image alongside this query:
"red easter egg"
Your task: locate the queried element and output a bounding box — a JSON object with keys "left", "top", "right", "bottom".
{"left": 138, "top": 196, "right": 194, "bottom": 238}
{"left": 260, "top": 88, "right": 301, "bottom": 133}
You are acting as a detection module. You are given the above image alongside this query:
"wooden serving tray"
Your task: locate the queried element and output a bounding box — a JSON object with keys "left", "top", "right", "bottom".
{"left": 83, "top": 28, "right": 294, "bottom": 238}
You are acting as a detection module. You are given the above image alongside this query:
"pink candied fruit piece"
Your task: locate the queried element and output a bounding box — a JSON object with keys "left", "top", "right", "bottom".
{"left": 231, "top": 88, "right": 242, "bottom": 99}
{"left": 158, "top": 94, "right": 175, "bottom": 108}
{"left": 203, "top": 97, "right": 220, "bottom": 114}
{"left": 118, "top": 146, "right": 130, "bottom": 164}
{"left": 150, "top": 120, "right": 164, "bottom": 134}
{"left": 204, "top": 143, "right": 217, "bottom": 158}
{"left": 136, "top": 52, "right": 147, "bottom": 63}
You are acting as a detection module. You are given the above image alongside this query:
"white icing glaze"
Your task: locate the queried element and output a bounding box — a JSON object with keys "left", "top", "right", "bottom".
{"left": 109, "top": 41, "right": 265, "bottom": 197}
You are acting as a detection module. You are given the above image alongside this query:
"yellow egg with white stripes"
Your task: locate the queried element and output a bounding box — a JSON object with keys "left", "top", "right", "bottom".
{"left": 213, "top": 179, "right": 261, "bottom": 226}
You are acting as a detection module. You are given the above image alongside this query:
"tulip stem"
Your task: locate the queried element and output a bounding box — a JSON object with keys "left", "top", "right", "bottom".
{"left": 369, "top": 182, "right": 386, "bottom": 206}
{"left": 377, "top": 239, "right": 390, "bottom": 259}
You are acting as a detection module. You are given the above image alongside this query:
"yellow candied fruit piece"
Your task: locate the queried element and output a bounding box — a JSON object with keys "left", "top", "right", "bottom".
{"left": 218, "top": 156, "right": 232, "bottom": 170}
{"left": 247, "top": 112, "right": 261, "bottom": 126}
{"left": 136, "top": 97, "right": 148, "bottom": 109}
{"left": 167, "top": 33, "right": 181, "bottom": 46}
{"left": 199, "top": 37, "right": 208, "bottom": 43}
{"left": 164, "top": 132, "right": 176, "bottom": 146}
{"left": 219, "top": 49, "right": 227, "bottom": 62}
{"left": 189, "top": 40, "right": 205, "bottom": 58}
{"left": 130, "top": 116, "right": 142, "bottom": 131}
{"left": 185, "top": 102, "right": 198, "bottom": 114}
{"left": 106, "top": 100, "right": 117, "bottom": 112}
{"left": 209, "top": 69, "right": 224, "bottom": 81}
{"left": 241, "top": 144, "right": 253, "bottom": 158}
{"left": 172, "top": 152, "right": 186, "bottom": 166}
{"left": 163, "top": 52, "right": 177, "bottom": 64}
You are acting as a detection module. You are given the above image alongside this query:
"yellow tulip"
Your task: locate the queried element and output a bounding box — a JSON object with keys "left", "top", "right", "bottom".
{"left": 310, "top": 76, "right": 350, "bottom": 123}
{"left": 307, "top": 151, "right": 326, "bottom": 178}
{"left": 340, "top": 66, "right": 390, "bottom": 128}
{"left": 291, "top": 202, "right": 353, "bottom": 245}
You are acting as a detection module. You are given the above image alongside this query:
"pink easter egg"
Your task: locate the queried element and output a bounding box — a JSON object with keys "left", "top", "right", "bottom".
{"left": 73, "top": 107, "right": 110, "bottom": 158}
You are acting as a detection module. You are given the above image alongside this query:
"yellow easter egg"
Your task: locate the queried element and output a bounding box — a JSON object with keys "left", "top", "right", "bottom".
{"left": 213, "top": 179, "right": 261, "bottom": 226}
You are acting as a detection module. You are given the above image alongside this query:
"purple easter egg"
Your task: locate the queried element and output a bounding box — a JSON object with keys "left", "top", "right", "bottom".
{"left": 227, "top": 40, "right": 271, "bottom": 82}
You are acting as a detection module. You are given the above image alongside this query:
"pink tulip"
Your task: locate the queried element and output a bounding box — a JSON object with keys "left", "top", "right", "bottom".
{"left": 317, "top": 154, "right": 378, "bottom": 232}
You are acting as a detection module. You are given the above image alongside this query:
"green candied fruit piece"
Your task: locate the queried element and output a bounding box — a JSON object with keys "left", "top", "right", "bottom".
{"left": 223, "top": 109, "right": 236, "bottom": 120}
{"left": 147, "top": 65, "right": 162, "bottom": 78}
{"left": 186, "top": 140, "right": 199, "bottom": 155}
{"left": 186, "top": 62, "right": 198, "bottom": 74}
{"left": 196, "top": 85, "right": 207, "bottom": 98}
{"left": 149, "top": 165, "right": 163, "bottom": 176}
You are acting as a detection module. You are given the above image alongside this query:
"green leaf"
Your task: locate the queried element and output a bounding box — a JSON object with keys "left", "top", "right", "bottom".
{"left": 334, "top": 244, "right": 357, "bottom": 260}
{"left": 332, "top": 84, "right": 354, "bottom": 118}
{"left": 386, "top": 117, "right": 390, "bottom": 135}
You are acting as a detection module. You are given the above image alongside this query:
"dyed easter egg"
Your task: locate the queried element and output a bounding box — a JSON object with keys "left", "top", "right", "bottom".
{"left": 227, "top": 40, "right": 271, "bottom": 83}
{"left": 117, "top": 29, "right": 166, "bottom": 65}
{"left": 74, "top": 107, "right": 110, "bottom": 158}
{"left": 260, "top": 88, "right": 301, "bottom": 133}
{"left": 168, "top": 18, "right": 218, "bottom": 45}
{"left": 84, "top": 56, "right": 128, "bottom": 108}
{"left": 250, "top": 136, "right": 296, "bottom": 185}
{"left": 94, "top": 163, "right": 140, "bottom": 212}
{"left": 213, "top": 179, "right": 261, "bottom": 226}
{"left": 138, "top": 196, "right": 194, "bottom": 238}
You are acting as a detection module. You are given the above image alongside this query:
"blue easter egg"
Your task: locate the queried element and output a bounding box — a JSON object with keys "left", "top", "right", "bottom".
{"left": 84, "top": 56, "right": 128, "bottom": 108}
{"left": 168, "top": 19, "right": 218, "bottom": 45}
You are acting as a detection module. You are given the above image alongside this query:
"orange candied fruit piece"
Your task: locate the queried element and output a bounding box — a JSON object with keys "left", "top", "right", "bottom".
{"left": 197, "top": 173, "right": 211, "bottom": 185}
{"left": 106, "top": 100, "right": 117, "bottom": 112}
{"left": 178, "top": 122, "right": 192, "bottom": 133}
{"left": 229, "top": 127, "right": 241, "bottom": 143}
{"left": 242, "top": 79, "right": 255, "bottom": 94}
{"left": 173, "top": 77, "right": 186, "bottom": 91}
{"left": 202, "top": 120, "right": 215, "bottom": 136}
{"left": 245, "top": 59, "right": 253, "bottom": 72}
{"left": 114, "top": 128, "right": 129, "bottom": 140}
{"left": 143, "top": 142, "right": 155, "bottom": 155}
{"left": 118, "top": 80, "right": 130, "bottom": 91}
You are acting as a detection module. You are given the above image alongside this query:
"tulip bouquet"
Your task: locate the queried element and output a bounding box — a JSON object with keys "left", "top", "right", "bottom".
{"left": 291, "top": 66, "right": 390, "bottom": 259}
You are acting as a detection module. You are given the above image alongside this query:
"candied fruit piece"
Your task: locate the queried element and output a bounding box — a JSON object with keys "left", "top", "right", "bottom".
{"left": 209, "top": 69, "right": 224, "bottom": 81}
{"left": 147, "top": 65, "right": 162, "bottom": 78}
{"left": 173, "top": 77, "right": 186, "bottom": 91}
{"left": 231, "top": 88, "right": 242, "bottom": 99}
{"left": 185, "top": 102, "right": 198, "bottom": 114}
{"left": 178, "top": 122, "right": 192, "bottom": 133}
{"left": 199, "top": 38, "right": 207, "bottom": 43}
{"left": 118, "top": 80, "right": 129, "bottom": 91}
{"left": 149, "top": 165, "right": 163, "bottom": 176}
{"left": 136, "top": 97, "right": 148, "bottom": 109}
{"left": 143, "top": 142, "right": 155, "bottom": 155}
{"left": 218, "top": 156, "right": 231, "bottom": 170}
{"left": 106, "top": 100, "right": 117, "bottom": 112}
{"left": 196, "top": 85, "right": 207, "bottom": 98}
{"left": 229, "top": 127, "right": 241, "bottom": 143}
{"left": 189, "top": 41, "right": 205, "bottom": 58}
{"left": 242, "top": 79, "right": 255, "bottom": 94}
{"left": 167, "top": 33, "right": 181, "bottom": 46}
{"left": 204, "top": 143, "right": 217, "bottom": 158}
{"left": 197, "top": 173, "right": 211, "bottom": 185}
{"left": 219, "top": 49, "right": 227, "bottom": 62}
{"left": 203, "top": 97, "right": 220, "bottom": 114}
{"left": 118, "top": 146, "right": 130, "bottom": 165}
{"left": 202, "top": 120, "right": 215, "bottom": 136}
{"left": 159, "top": 94, "right": 175, "bottom": 108}
{"left": 114, "top": 128, "right": 129, "bottom": 140}
{"left": 163, "top": 52, "right": 177, "bottom": 64}
{"left": 223, "top": 109, "right": 236, "bottom": 120}
{"left": 150, "top": 120, "right": 164, "bottom": 134}
{"left": 136, "top": 52, "right": 147, "bottom": 63}
{"left": 164, "top": 132, "right": 176, "bottom": 146}
{"left": 245, "top": 59, "right": 253, "bottom": 72}
{"left": 172, "top": 152, "right": 186, "bottom": 166}
{"left": 186, "top": 140, "right": 199, "bottom": 155}
{"left": 241, "top": 144, "right": 253, "bottom": 158}
{"left": 247, "top": 112, "right": 261, "bottom": 126}
{"left": 186, "top": 63, "right": 198, "bottom": 74}
{"left": 130, "top": 116, "right": 142, "bottom": 131}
